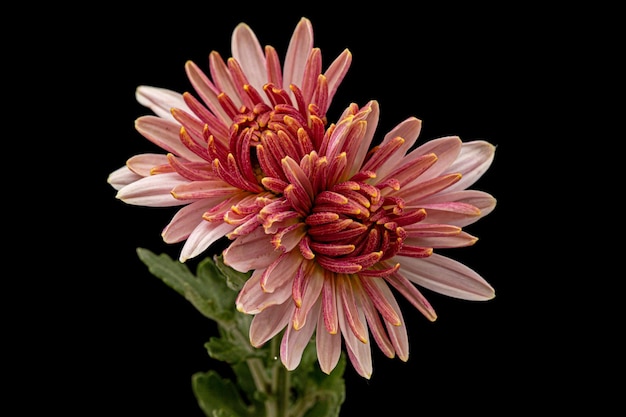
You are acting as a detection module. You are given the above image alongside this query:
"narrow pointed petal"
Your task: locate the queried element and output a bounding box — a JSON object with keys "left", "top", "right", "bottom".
{"left": 135, "top": 116, "right": 201, "bottom": 162}
{"left": 281, "top": 301, "right": 320, "bottom": 370}
{"left": 116, "top": 173, "right": 187, "bottom": 207}
{"left": 338, "top": 300, "right": 372, "bottom": 379}
{"left": 374, "top": 117, "right": 422, "bottom": 179}
{"left": 420, "top": 190, "right": 497, "bottom": 227}
{"left": 162, "top": 198, "right": 222, "bottom": 243}
{"left": 399, "top": 253, "right": 495, "bottom": 300}
{"left": 179, "top": 221, "right": 235, "bottom": 263}
{"left": 136, "top": 86, "right": 189, "bottom": 121}
{"left": 231, "top": 22, "right": 267, "bottom": 94}
{"left": 283, "top": 17, "right": 314, "bottom": 91}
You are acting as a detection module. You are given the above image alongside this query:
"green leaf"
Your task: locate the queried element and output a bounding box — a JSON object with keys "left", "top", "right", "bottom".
{"left": 192, "top": 370, "right": 251, "bottom": 417}
{"left": 214, "top": 254, "right": 250, "bottom": 292}
{"left": 136, "top": 248, "right": 239, "bottom": 323}
{"left": 205, "top": 336, "right": 260, "bottom": 364}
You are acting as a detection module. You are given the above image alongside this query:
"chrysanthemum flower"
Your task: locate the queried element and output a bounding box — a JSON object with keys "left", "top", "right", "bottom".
{"left": 107, "top": 17, "right": 351, "bottom": 262}
{"left": 223, "top": 100, "right": 497, "bottom": 379}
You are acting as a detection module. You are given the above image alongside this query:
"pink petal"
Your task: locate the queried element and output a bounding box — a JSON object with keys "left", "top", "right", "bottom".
{"left": 185, "top": 60, "right": 232, "bottom": 124}
{"left": 375, "top": 117, "right": 422, "bottom": 179}
{"left": 338, "top": 300, "right": 372, "bottom": 379}
{"left": 398, "top": 253, "right": 495, "bottom": 301}
{"left": 231, "top": 22, "right": 267, "bottom": 95}
{"left": 323, "top": 48, "right": 352, "bottom": 110}
{"left": 316, "top": 312, "right": 342, "bottom": 374}
{"left": 115, "top": 172, "right": 189, "bottom": 207}
{"left": 281, "top": 301, "right": 320, "bottom": 370}
{"left": 444, "top": 140, "right": 496, "bottom": 192}
{"left": 420, "top": 190, "right": 497, "bottom": 227}
{"left": 223, "top": 226, "right": 284, "bottom": 272}
{"left": 405, "top": 230, "right": 478, "bottom": 249}
{"left": 179, "top": 220, "right": 235, "bottom": 262}
{"left": 162, "top": 198, "right": 224, "bottom": 243}
{"left": 107, "top": 166, "right": 141, "bottom": 190}
{"left": 292, "top": 263, "right": 324, "bottom": 330}
{"left": 249, "top": 302, "right": 293, "bottom": 347}
{"left": 283, "top": 17, "right": 314, "bottom": 92}
{"left": 136, "top": 86, "right": 189, "bottom": 121}
{"left": 125, "top": 153, "right": 169, "bottom": 177}
{"left": 406, "top": 136, "right": 463, "bottom": 183}
{"left": 135, "top": 116, "right": 201, "bottom": 162}
{"left": 236, "top": 269, "right": 292, "bottom": 314}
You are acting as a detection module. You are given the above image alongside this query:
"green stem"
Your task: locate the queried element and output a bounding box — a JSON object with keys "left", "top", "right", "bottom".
{"left": 270, "top": 337, "right": 291, "bottom": 417}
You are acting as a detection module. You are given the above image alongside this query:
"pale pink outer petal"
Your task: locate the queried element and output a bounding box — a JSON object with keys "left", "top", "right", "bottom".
{"left": 223, "top": 226, "right": 284, "bottom": 272}
{"left": 282, "top": 17, "right": 314, "bottom": 92}
{"left": 249, "top": 301, "right": 293, "bottom": 347}
{"left": 323, "top": 49, "right": 352, "bottom": 110}
{"left": 135, "top": 116, "right": 202, "bottom": 162}
{"left": 404, "top": 230, "right": 478, "bottom": 249}
{"left": 402, "top": 136, "right": 463, "bottom": 185}
{"left": 316, "top": 302, "right": 342, "bottom": 374}
{"left": 125, "top": 153, "right": 170, "bottom": 176}
{"left": 397, "top": 253, "right": 495, "bottom": 301}
{"left": 161, "top": 198, "right": 226, "bottom": 243}
{"left": 374, "top": 117, "right": 422, "bottom": 180}
{"left": 136, "top": 86, "right": 190, "bottom": 121}
{"left": 115, "top": 172, "right": 189, "bottom": 207}
{"left": 281, "top": 301, "right": 320, "bottom": 370}
{"left": 444, "top": 140, "right": 496, "bottom": 192}
{"left": 179, "top": 221, "right": 235, "bottom": 263}
{"left": 231, "top": 23, "right": 267, "bottom": 95}
{"left": 338, "top": 300, "right": 372, "bottom": 379}
{"left": 107, "top": 166, "right": 142, "bottom": 190}
{"left": 377, "top": 290, "right": 409, "bottom": 362}
{"left": 357, "top": 290, "right": 395, "bottom": 358}
{"left": 419, "top": 190, "right": 497, "bottom": 227}
{"left": 236, "top": 269, "right": 292, "bottom": 314}
{"left": 378, "top": 136, "right": 460, "bottom": 190}
{"left": 384, "top": 272, "right": 437, "bottom": 321}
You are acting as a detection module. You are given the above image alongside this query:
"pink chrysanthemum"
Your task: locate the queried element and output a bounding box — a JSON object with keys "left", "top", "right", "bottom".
{"left": 108, "top": 17, "right": 351, "bottom": 262}
{"left": 223, "top": 100, "right": 497, "bottom": 379}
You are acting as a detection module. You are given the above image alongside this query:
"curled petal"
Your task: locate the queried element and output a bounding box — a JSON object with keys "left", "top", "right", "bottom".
{"left": 136, "top": 86, "right": 189, "bottom": 121}
{"left": 223, "top": 226, "right": 284, "bottom": 272}
{"left": 249, "top": 302, "right": 293, "bottom": 347}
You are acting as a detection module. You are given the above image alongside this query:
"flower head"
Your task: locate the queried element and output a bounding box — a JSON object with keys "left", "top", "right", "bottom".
{"left": 108, "top": 17, "right": 351, "bottom": 262}
{"left": 223, "top": 100, "right": 497, "bottom": 379}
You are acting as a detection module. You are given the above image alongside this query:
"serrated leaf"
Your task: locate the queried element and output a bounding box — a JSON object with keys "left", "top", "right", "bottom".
{"left": 192, "top": 370, "right": 251, "bottom": 417}
{"left": 205, "top": 337, "right": 259, "bottom": 364}
{"left": 136, "top": 248, "right": 240, "bottom": 323}
{"left": 214, "top": 254, "right": 250, "bottom": 292}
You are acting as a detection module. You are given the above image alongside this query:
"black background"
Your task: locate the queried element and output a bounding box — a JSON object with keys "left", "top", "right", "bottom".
{"left": 27, "top": 4, "right": 610, "bottom": 416}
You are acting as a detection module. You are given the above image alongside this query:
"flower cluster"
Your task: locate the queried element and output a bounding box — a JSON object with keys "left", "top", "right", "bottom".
{"left": 109, "top": 17, "right": 496, "bottom": 379}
